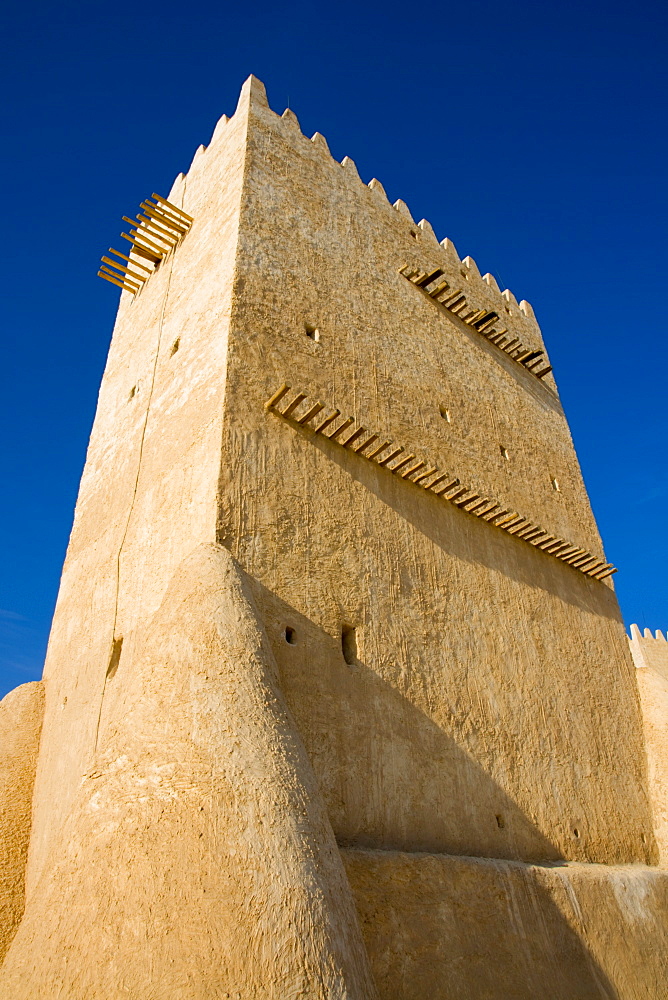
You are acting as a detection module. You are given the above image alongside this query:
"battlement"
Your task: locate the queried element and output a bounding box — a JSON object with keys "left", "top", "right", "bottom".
{"left": 133, "top": 76, "right": 551, "bottom": 389}
{"left": 629, "top": 624, "right": 668, "bottom": 681}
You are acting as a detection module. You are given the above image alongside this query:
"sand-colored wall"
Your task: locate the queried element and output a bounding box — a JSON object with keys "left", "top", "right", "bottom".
{"left": 2, "top": 79, "right": 374, "bottom": 998}
{"left": 629, "top": 625, "right": 668, "bottom": 863}
{"left": 0, "top": 546, "right": 375, "bottom": 999}
{"left": 343, "top": 847, "right": 668, "bottom": 1000}
{"left": 24, "top": 83, "right": 250, "bottom": 896}
{"left": 0, "top": 682, "right": 43, "bottom": 964}
{"left": 217, "top": 83, "right": 654, "bottom": 864}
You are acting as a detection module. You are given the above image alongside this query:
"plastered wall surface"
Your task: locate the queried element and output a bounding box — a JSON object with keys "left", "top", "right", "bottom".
{"left": 1, "top": 78, "right": 374, "bottom": 998}
{"left": 24, "top": 86, "right": 248, "bottom": 896}
{"left": 0, "top": 682, "right": 43, "bottom": 963}
{"left": 217, "top": 83, "right": 654, "bottom": 864}
{"left": 0, "top": 546, "right": 375, "bottom": 999}
{"left": 630, "top": 626, "right": 668, "bottom": 863}
{"left": 343, "top": 847, "right": 668, "bottom": 1000}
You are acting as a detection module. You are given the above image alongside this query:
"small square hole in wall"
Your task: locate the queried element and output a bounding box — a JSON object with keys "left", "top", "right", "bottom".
{"left": 500, "top": 445, "right": 509, "bottom": 461}
{"left": 439, "top": 406, "right": 451, "bottom": 422}
{"left": 284, "top": 626, "right": 297, "bottom": 645}
{"left": 304, "top": 323, "right": 320, "bottom": 342}
{"left": 410, "top": 230, "right": 418, "bottom": 240}
{"left": 551, "top": 478, "right": 560, "bottom": 492}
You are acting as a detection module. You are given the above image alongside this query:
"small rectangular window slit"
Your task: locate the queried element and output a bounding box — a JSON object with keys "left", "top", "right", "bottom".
{"left": 342, "top": 625, "right": 357, "bottom": 666}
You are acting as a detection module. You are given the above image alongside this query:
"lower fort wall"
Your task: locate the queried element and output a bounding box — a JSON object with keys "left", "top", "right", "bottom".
{"left": 343, "top": 847, "right": 668, "bottom": 1000}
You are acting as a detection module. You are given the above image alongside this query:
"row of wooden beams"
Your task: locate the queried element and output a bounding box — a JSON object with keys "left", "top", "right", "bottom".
{"left": 108, "top": 248, "right": 153, "bottom": 275}
{"left": 140, "top": 202, "right": 189, "bottom": 235}
{"left": 99, "top": 264, "right": 140, "bottom": 287}
{"left": 119, "top": 238, "right": 161, "bottom": 264}
{"left": 266, "top": 384, "right": 616, "bottom": 582}
{"left": 125, "top": 223, "right": 174, "bottom": 253}
{"left": 401, "top": 266, "right": 554, "bottom": 384}
{"left": 136, "top": 214, "right": 181, "bottom": 243}
{"left": 151, "top": 193, "right": 193, "bottom": 223}
{"left": 97, "top": 271, "right": 138, "bottom": 294}
{"left": 98, "top": 193, "right": 193, "bottom": 296}
{"left": 100, "top": 256, "right": 147, "bottom": 286}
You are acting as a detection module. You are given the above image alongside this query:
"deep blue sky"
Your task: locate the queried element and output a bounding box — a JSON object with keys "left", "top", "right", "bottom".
{"left": 0, "top": 0, "right": 666, "bottom": 697}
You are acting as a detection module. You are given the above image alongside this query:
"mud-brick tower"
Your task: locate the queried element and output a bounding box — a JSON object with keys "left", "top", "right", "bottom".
{"left": 0, "top": 75, "right": 666, "bottom": 999}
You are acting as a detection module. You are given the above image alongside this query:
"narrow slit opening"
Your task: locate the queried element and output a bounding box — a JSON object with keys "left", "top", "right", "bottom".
{"left": 107, "top": 636, "right": 123, "bottom": 679}
{"left": 342, "top": 624, "right": 357, "bottom": 666}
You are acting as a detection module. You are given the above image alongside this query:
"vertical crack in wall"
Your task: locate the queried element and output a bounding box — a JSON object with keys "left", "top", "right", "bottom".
{"left": 93, "top": 181, "right": 187, "bottom": 752}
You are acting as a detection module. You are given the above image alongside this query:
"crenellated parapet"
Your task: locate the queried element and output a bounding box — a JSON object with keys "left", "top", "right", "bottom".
{"left": 154, "top": 81, "right": 552, "bottom": 391}
{"left": 629, "top": 624, "right": 668, "bottom": 680}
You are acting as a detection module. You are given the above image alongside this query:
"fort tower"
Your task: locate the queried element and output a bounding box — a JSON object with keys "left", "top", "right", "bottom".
{"left": 0, "top": 76, "right": 665, "bottom": 998}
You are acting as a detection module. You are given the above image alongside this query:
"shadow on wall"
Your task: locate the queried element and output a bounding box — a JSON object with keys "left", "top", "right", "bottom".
{"left": 249, "top": 576, "right": 652, "bottom": 865}
{"left": 308, "top": 426, "right": 623, "bottom": 622}
{"left": 252, "top": 581, "right": 566, "bottom": 860}
{"left": 343, "top": 849, "right": 640, "bottom": 1000}
{"left": 250, "top": 583, "right": 625, "bottom": 1000}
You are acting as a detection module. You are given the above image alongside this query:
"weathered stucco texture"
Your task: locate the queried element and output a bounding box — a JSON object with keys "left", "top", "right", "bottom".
{"left": 218, "top": 81, "right": 654, "bottom": 865}
{"left": 343, "top": 848, "right": 668, "bottom": 1000}
{"left": 24, "top": 78, "right": 248, "bottom": 899}
{"left": 0, "top": 546, "right": 374, "bottom": 998}
{"left": 0, "top": 76, "right": 664, "bottom": 996}
{"left": 0, "top": 682, "right": 43, "bottom": 964}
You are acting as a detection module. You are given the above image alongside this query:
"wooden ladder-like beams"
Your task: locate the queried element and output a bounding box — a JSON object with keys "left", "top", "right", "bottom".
{"left": 265, "top": 384, "right": 616, "bottom": 582}
{"left": 98, "top": 194, "right": 193, "bottom": 295}
{"left": 400, "top": 265, "right": 554, "bottom": 383}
